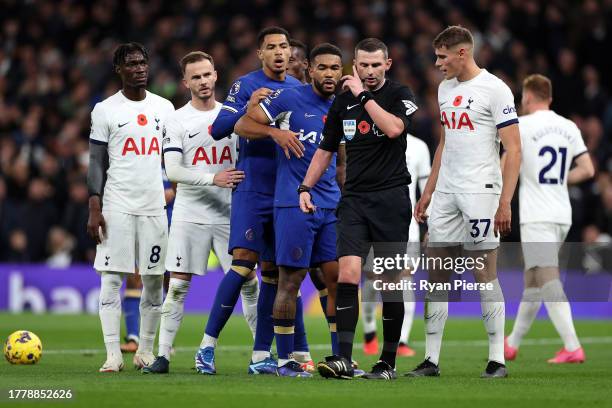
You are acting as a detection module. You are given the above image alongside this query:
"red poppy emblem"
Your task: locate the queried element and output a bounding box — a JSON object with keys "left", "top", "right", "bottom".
{"left": 453, "top": 95, "right": 463, "bottom": 107}
{"left": 323, "top": 115, "right": 327, "bottom": 124}
{"left": 358, "top": 120, "right": 370, "bottom": 134}
{"left": 137, "top": 114, "right": 148, "bottom": 126}
{"left": 208, "top": 125, "right": 212, "bottom": 135}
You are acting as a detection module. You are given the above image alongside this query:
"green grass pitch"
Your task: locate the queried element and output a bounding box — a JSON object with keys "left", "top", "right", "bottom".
{"left": 0, "top": 313, "right": 610, "bottom": 407}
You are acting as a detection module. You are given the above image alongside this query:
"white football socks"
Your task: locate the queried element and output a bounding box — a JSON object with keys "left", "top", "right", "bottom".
{"left": 542, "top": 279, "right": 581, "bottom": 351}
{"left": 137, "top": 275, "right": 163, "bottom": 355}
{"left": 200, "top": 334, "right": 218, "bottom": 349}
{"left": 99, "top": 272, "right": 123, "bottom": 359}
{"left": 362, "top": 278, "right": 378, "bottom": 334}
{"left": 480, "top": 278, "right": 505, "bottom": 364}
{"left": 424, "top": 289, "right": 448, "bottom": 366}
{"left": 158, "top": 278, "right": 190, "bottom": 360}
{"left": 400, "top": 278, "right": 415, "bottom": 344}
{"left": 507, "top": 287, "right": 541, "bottom": 348}
{"left": 240, "top": 277, "right": 259, "bottom": 339}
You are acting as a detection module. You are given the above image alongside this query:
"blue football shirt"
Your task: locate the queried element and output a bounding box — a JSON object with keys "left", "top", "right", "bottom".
{"left": 211, "top": 69, "right": 301, "bottom": 195}
{"left": 259, "top": 84, "right": 340, "bottom": 209}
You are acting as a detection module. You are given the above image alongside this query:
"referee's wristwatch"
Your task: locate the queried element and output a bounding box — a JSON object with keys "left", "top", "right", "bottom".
{"left": 297, "top": 184, "right": 311, "bottom": 195}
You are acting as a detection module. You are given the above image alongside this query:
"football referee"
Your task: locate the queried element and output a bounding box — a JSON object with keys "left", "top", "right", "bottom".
{"left": 299, "top": 38, "right": 418, "bottom": 380}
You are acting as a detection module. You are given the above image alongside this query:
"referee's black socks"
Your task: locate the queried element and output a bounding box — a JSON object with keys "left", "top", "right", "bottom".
{"left": 380, "top": 295, "right": 404, "bottom": 369}
{"left": 336, "top": 282, "right": 359, "bottom": 361}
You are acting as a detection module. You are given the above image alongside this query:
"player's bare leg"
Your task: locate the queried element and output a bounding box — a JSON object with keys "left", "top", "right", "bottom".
{"left": 472, "top": 249, "right": 507, "bottom": 378}
{"left": 273, "top": 266, "right": 311, "bottom": 377}
{"left": 406, "top": 245, "right": 457, "bottom": 377}
{"left": 121, "top": 272, "right": 142, "bottom": 353}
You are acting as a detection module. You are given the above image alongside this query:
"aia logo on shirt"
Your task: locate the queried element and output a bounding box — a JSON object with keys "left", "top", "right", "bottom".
{"left": 441, "top": 111, "right": 474, "bottom": 130}
{"left": 122, "top": 137, "right": 160, "bottom": 155}
{"left": 192, "top": 146, "right": 233, "bottom": 165}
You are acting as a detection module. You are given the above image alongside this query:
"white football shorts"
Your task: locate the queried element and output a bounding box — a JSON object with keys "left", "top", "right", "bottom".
{"left": 520, "top": 222, "right": 569, "bottom": 270}
{"left": 428, "top": 192, "right": 500, "bottom": 251}
{"left": 94, "top": 210, "right": 168, "bottom": 275}
{"left": 165, "top": 221, "right": 232, "bottom": 275}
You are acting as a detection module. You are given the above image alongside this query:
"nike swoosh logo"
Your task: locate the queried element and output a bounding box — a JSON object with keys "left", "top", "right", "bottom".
{"left": 382, "top": 317, "right": 393, "bottom": 321}
{"left": 118, "top": 122, "right": 129, "bottom": 128}
{"left": 188, "top": 132, "right": 200, "bottom": 138}
{"left": 147, "top": 265, "right": 156, "bottom": 269}
{"left": 304, "top": 113, "right": 316, "bottom": 118}
{"left": 473, "top": 239, "right": 486, "bottom": 244}
{"left": 439, "top": 101, "right": 447, "bottom": 107}
{"left": 337, "top": 306, "right": 353, "bottom": 310}
{"left": 346, "top": 104, "right": 359, "bottom": 110}
{"left": 221, "top": 304, "right": 232, "bottom": 308}
{"left": 101, "top": 302, "right": 113, "bottom": 306}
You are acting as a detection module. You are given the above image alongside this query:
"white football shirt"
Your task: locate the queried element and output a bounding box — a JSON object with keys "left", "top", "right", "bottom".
{"left": 518, "top": 110, "right": 587, "bottom": 225}
{"left": 162, "top": 101, "right": 236, "bottom": 224}
{"left": 436, "top": 69, "right": 518, "bottom": 194}
{"left": 89, "top": 90, "right": 175, "bottom": 216}
{"left": 405, "top": 134, "right": 431, "bottom": 242}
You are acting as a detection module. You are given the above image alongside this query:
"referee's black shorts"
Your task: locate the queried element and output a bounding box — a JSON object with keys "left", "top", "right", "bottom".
{"left": 336, "top": 184, "right": 412, "bottom": 262}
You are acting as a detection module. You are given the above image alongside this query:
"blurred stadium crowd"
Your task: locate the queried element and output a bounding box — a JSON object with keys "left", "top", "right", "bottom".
{"left": 0, "top": 0, "right": 610, "bottom": 264}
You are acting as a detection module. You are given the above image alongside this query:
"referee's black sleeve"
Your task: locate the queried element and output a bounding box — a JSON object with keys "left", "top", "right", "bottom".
{"left": 319, "top": 97, "right": 343, "bottom": 152}
{"left": 389, "top": 85, "right": 418, "bottom": 134}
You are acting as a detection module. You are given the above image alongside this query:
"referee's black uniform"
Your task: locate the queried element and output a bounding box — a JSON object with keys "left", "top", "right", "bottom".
{"left": 318, "top": 79, "right": 418, "bottom": 374}
{"left": 319, "top": 79, "right": 416, "bottom": 258}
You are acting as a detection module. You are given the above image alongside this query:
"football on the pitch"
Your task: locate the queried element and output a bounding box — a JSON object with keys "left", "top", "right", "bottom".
{"left": 3, "top": 330, "right": 42, "bottom": 365}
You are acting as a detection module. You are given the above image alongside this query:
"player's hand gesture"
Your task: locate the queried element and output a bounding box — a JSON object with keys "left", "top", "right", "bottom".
{"left": 494, "top": 201, "right": 511, "bottom": 237}
{"left": 247, "top": 87, "right": 272, "bottom": 112}
{"left": 299, "top": 191, "right": 316, "bottom": 214}
{"left": 87, "top": 205, "right": 106, "bottom": 244}
{"left": 213, "top": 168, "right": 245, "bottom": 188}
{"left": 414, "top": 193, "right": 431, "bottom": 223}
{"left": 341, "top": 65, "right": 365, "bottom": 97}
{"left": 270, "top": 128, "right": 305, "bottom": 159}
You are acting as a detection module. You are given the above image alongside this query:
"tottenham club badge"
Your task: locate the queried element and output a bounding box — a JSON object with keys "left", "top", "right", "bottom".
{"left": 343, "top": 119, "right": 356, "bottom": 141}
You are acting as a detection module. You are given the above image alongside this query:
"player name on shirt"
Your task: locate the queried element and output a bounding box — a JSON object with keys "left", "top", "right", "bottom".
{"left": 518, "top": 109, "right": 588, "bottom": 225}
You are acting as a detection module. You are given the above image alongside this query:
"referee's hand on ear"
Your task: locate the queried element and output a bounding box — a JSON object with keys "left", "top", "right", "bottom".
{"left": 299, "top": 191, "right": 316, "bottom": 214}
{"left": 340, "top": 65, "right": 365, "bottom": 96}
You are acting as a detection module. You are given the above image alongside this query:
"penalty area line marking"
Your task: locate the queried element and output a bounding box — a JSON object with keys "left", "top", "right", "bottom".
{"left": 43, "top": 336, "right": 612, "bottom": 355}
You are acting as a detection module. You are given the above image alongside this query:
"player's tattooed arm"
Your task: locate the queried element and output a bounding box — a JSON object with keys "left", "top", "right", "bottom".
{"left": 87, "top": 142, "right": 109, "bottom": 244}
{"left": 414, "top": 127, "right": 445, "bottom": 223}
{"left": 496, "top": 123, "right": 522, "bottom": 236}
